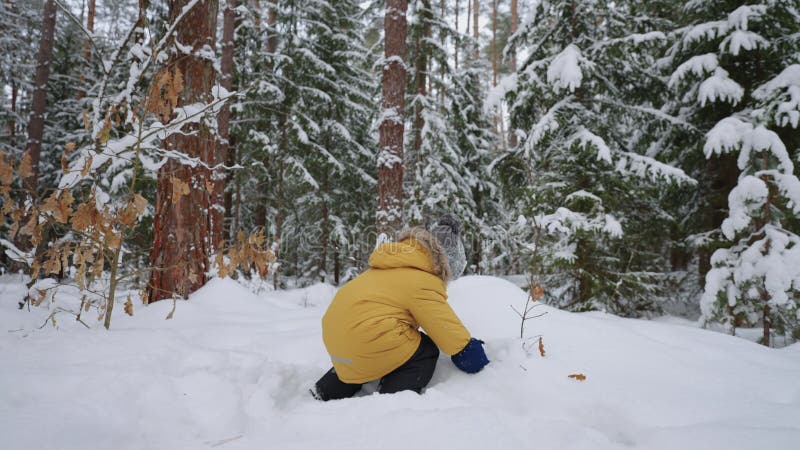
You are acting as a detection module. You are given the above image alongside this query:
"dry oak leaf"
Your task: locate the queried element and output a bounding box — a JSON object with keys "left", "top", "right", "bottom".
{"left": 531, "top": 284, "right": 544, "bottom": 301}
{"left": 81, "top": 154, "right": 93, "bottom": 177}
{"left": 124, "top": 295, "right": 134, "bottom": 316}
{"left": 41, "top": 191, "right": 74, "bottom": 224}
{"left": 72, "top": 202, "right": 98, "bottom": 232}
{"left": 132, "top": 194, "right": 148, "bottom": 216}
{"left": 568, "top": 373, "right": 587, "bottom": 381}
{"left": 0, "top": 151, "right": 13, "bottom": 185}
{"left": 18, "top": 152, "right": 34, "bottom": 179}
{"left": 170, "top": 177, "right": 190, "bottom": 203}
{"left": 538, "top": 336, "right": 546, "bottom": 357}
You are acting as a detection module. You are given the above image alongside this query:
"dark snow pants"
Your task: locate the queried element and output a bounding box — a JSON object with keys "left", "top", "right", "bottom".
{"left": 313, "top": 333, "right": 440, "bottom": 401}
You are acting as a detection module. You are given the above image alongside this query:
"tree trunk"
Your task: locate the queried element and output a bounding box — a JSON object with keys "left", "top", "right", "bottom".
{"left": 377, "top": 0, "right": 408, "bottom": 238}
{"left": 510, "top": 0, "right": 518, "bottom": 72}
{"left": 454, "top": 0, "right": 459, "bottom": 70}
{"left": 148, "top": 0, "right": 219, "bottom": 302}
{"left": 216, "top": 0, "right": 236, "bottom": 245}
{"left": 412, "top": 1, "right": 430, "bottom": 164}
{"left": 320, "top": 170, "right": 329, "bottom": 283}
{"left": 473, "top": 0, "right": 479, "bottom": 60}
{"left": 509, "top": 0, "right": 518, "bottom": 148}
{"left": 22, "top": 0, "right": 57, "bottom": 199}
{"left": 8, "top": 80, "right": 17, "bottom": 148}
{"left": 333, "top": 249, "right": 340, "bottom": 286}
{"left": 273, "top": 119, "right": 286, "bottom": 290}
{"left": 466, "top": 0, "right": 471, "bottom": 36}
{"left": 78, "top": 0, "right": 95, "bottom": 100}
{"left": 253, "top": 1, "right": 278, "bottom": 231}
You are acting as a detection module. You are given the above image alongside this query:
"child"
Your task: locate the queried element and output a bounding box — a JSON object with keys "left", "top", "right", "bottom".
{"left": 312, "top": 215, "right": 489, "bottom": 401}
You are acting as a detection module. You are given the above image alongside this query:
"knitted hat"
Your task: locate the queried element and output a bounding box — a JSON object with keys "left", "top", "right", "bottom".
{"left": 431, "top": 214, "right": 467, "bottom": 280}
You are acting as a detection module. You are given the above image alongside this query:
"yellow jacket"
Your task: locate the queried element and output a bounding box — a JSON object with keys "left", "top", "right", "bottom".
{"left": 321, "top": 228, "right": 472, "bottom": 383}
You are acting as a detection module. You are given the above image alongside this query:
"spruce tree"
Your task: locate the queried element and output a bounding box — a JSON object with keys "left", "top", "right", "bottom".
{"left": 502, "top": 0, "right": 694, "bottom": 315}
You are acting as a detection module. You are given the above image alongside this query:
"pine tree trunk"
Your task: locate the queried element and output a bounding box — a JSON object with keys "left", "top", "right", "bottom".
{"left": 510, "top": 0, "right": 518, "bottom": 72}
{"left": 466, "top": 0, "right": 471, "bottom": 36}
{"left": 22, "top": 0, "right": 56, "bottom": 199}
{"left": 377, "top": 0, "right": 408, "bottom": 238}
{"left": 78, "top": 0, "right": 95, "bottom": 100}
{"left": 273, "top": 119, "right": 286, "bottom": 290}
{"left": 509, "top": 0, "right": 518, "bottom": 148}
{"left": 320, "top": 170, "right": 329, "bottom": 283}
{"left": 253, "top": 1, "right": 278, "bottom": 230}
{"left": 473, "top": 0, "right": 479, "bottom": 60}
{"left": 216, "top": 0, "right": 236, "bottom": 245}
{"left": 413, "top": 1, "right": 430, "bottom": 165}
{"left": 8, "top": 80, "right": 16, "bottom": 148}
{"left": 147, "top": 0, "right": 219, "bottom": 302}
{"left": 454, "top": 0, "right": 459, "bottom": 70}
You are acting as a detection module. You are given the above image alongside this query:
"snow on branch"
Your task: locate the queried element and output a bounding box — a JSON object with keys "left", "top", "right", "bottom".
{"left": 721, "top": 175, "right": 769, "bottom": 239}
{"left": 566, "top": 128, "right": 696, "bottom": 185}
{"left": 568, "top": 128, "right": 612, "bottom": 163}
{"left": 705, "top": 118, "right": 793, "bottom": 174}
{"left": 669, "top": 54, "right": 718, "bottom": 88}
{"left": 615, "top": 151, "right": 697, "bottom": 185}
{"left": 719, "top": 30, "right": 769, "bottom": 56}
{"left": 754, "top": 64, "right": 800, "bottom": 128}
{"left": 538, "top": 207, "right": 623, "bottom": 239}
{"left": 698, "top": 68, "right": 744, "bottom": 106}
{"left": 547, "top": 45, "right": 591, "bottom": 93}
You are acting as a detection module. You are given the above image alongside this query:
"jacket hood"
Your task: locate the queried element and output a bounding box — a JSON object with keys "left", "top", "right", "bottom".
{"left": 368, "top": 227, "right": 451, "bottom": 282}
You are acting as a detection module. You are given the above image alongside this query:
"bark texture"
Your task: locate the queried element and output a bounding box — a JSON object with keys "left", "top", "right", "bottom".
{"left": 148, "top": 0, "right": 219, "bottom": 302}
{"left": 22, "top": 0, "right": 57, "bottom": 197}
{"left": 377, "top": 0, "right": 408, "bottom": 237}
{"left": 217, "top": 0, "right": 236, "bottom": 243}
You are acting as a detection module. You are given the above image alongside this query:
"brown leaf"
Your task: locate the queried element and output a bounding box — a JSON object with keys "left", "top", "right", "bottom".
{"left": 118, "top": 202, "right": 138, "bottom": 228}
{"left": 170, "top": 177, "right": 190, "bottom": 203}
{"left": 568, "top": 373, "right": 587, "bottom": 381}
{"left": 18, "top": 151, "right": 34, "bottom": 179}
{"left": 31, "top": 260, "right": 41, "bottom": 280}
{"left": 132, "top": 194, "right": 148, "bottom": 216}
{"left": 124, "top": 295, "right": 134, "bottom": 316}
{"left": 72, "top": 202, "right": 97, "bottom": 232}
{"left": 538, "top": 336, "right": 546, "bottom": 357}
{"left": 82, "top": 110, "right": 91, "bottom": 131}
{"left": 531, "top": 284, "right": 544, "bottom": 301}
{"left": 105, "top": 232, "right": 122, "bottom": 249}
{"left": 41, "top": 191, "right": 74, "bottom": 224}
{"left": 80, "top": 154, "right": 93, "bottom": 177}
{"left": 0, "top": 151, "right": 13, "bottom": 186}
{"left": 166, "top": 298, "right": 176, "bottom": 320}
{"left": 98, "top": 113, "right": 112, "bottom": 144}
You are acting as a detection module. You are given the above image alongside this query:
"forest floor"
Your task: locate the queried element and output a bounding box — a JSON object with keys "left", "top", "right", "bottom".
{"left": 1, "top": 274, "right": 799, "bottom": 450}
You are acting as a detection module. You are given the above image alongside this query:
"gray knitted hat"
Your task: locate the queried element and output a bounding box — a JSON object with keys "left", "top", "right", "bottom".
{"left": 431, "top": 214, "right": 467, "bottom": 280}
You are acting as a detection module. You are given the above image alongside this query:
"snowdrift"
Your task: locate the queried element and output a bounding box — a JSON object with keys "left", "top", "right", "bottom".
{"left": 1, "top": 275, "right": 798, "bottom": 450}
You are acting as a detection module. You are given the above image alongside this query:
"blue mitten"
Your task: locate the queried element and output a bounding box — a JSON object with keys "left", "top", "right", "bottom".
{"left": 451, "top": 338, "right": 489, "bottom": 373}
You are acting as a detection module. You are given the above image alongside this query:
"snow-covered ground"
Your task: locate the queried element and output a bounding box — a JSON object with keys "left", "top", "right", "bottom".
{"left": 1, "top": 275, "right": 799, "bottom": 450}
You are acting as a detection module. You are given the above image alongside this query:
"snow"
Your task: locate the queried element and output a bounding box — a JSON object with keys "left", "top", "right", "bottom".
{"left": 698, "top": 67, "right": 744, "bottom": 106}
{"left": 547, "top": 45, "right": 587, "bottom": 93}
{"left": 719, "top": 30, "right": 768, "bottom": 56}
{"left": 754, "top": 64, "right": 800, "bottom": 128}
{"left": 720, "top": 175, "right": 768, "bottom": 239}
{"left": 668, "top": 53, "right": 718, "bottom": 88}
{"left": 570, "top": 128, "right": 612, "bottom": 163}
{"left": 2, "top": 275, "right": 799, "bottom": 450}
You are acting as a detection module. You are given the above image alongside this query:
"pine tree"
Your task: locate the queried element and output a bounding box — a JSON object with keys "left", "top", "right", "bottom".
{"left": 231, "top": 0, "right": 376, "bottom": 287}
{"left": 672, "top": 1, "right": 800, "bottom": 344}
{"left": 502, "top": 0, "right": 694, "bottom": 315}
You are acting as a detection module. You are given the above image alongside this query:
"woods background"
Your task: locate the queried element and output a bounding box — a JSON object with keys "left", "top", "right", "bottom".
{"left": 1, "top": 0, "right": 799, "bottom": 345}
